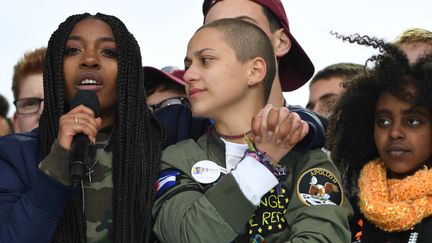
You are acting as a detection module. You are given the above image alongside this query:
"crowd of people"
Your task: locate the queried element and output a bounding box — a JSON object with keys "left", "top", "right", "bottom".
{"left": 0, "top": 0, "right": 432, "bottom": 243}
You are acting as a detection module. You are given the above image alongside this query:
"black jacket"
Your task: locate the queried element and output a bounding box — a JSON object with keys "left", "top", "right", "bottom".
{"left": 360, "top": 216, "right": 432, "bottom": 243}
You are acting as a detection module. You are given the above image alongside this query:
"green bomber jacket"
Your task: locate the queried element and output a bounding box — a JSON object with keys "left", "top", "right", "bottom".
{"left": 152, "top": 130, "right": 353, "bottom": 243}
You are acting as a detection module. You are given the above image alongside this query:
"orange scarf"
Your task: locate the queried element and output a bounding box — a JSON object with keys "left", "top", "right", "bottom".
{"left": 358, "top": 159, "right": 432, "bottom": 232}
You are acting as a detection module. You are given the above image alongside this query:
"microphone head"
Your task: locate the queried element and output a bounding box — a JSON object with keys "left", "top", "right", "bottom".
{"left": 69, "top": 90, "right": 100, "bottom": 117}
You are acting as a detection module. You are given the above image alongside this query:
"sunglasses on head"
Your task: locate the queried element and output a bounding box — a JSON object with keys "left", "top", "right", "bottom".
{"left": 148, "top": 96, "right": 190, "bottom": 113}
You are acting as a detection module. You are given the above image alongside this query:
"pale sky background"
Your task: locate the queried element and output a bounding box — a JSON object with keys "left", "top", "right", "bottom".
{"left": 0, "top": 0, "right": 430, "bottom": 117}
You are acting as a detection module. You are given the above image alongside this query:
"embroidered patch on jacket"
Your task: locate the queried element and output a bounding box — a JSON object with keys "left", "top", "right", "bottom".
{"left": 247, "top": 184, "right": 289, "bottom": 238}
{"left": 156, "top": 169, "right": 181, "bottom": 199}
{"left": 296, "top": 168, "right": 343, "bottom": 206}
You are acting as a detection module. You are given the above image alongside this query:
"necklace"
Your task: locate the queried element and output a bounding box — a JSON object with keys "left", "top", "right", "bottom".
{"left": 86, "top": 127, "right": 115, "bottom": 182}
{"left": 214, "top": 128, "right": 251, "bottom": 140}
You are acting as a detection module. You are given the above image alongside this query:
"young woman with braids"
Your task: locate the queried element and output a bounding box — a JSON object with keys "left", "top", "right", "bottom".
{"left": 0, "top": 13, "right": 164, "bottom": 242}
{"left": 327, "top": 36, "right": 432, "bottom": 242}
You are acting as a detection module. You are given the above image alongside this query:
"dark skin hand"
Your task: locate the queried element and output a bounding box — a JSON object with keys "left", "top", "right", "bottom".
{"left": 58, "top": 105, "right": 102, "bottom": 150}
{"left": 251, "top": 104, "right": 309, "bottom": 164}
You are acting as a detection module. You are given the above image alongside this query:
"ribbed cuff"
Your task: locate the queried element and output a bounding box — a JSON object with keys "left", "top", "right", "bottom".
{"left": 206, "top": 174, "right": 256, "bottom": 233}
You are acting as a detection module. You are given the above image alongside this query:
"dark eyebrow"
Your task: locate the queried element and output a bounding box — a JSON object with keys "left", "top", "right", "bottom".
{"left": 402, "top": 107, "right": 429, "bottom": 117}
{"left": 67, "top": 36, "right": 116, "bottom": 43}
{"left": 184, "top": 48, "right": 214, "bottom": 63}
{"left": 318, "top": 93, "right": 338, "bottom": 101}
{"left": 375, "top": 109, "right": 392, "bottom": 116}
{"left": 235, "top": 16, "right": 259, "bottom": 25}
{"left": 375, "top": 107, "right": 430, "bottom": 117}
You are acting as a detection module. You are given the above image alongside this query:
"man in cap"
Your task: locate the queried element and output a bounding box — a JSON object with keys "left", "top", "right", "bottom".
{"left": 144, "top": 66, "right": 209, "bottom": 147}
{"left": 145, "top": 66, "right": 189, "bottom": 112}
{"left": 203, "top": 0, "right": 325, "bottom": 149}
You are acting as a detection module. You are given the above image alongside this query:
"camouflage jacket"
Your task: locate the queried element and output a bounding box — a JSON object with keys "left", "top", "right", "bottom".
{"left": 40, "top": 128, "right": 114, "bottom": 243}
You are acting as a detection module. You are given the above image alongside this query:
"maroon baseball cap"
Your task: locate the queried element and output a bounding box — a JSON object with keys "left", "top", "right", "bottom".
{"left": 143, "top": 66, "right": 186, "bottom": 86}
{"left": 202, "top": 0, "right": 314, "bottom": 91}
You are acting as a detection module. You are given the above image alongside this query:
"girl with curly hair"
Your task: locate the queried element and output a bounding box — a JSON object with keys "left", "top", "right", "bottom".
{"left": 327, "top": 36, "right": 432, "bottom": 242}
{"left": 0, "top": 13, "right": 164, "bottom": 243}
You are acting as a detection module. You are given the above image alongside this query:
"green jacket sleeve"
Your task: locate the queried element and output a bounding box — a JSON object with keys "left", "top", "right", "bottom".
{"left": 152, "top": 141, "right": 256, "bottom": 243}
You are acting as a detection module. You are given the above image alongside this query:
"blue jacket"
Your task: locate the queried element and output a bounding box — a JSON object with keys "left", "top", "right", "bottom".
{"left": 0, "top": 129, "right": 73, "bottom": 243}
{"left": 287, "top": 104, "right": 325, "bottom": 150}
{"left": 153, "top": 104, "right": 325, "bottom": 149}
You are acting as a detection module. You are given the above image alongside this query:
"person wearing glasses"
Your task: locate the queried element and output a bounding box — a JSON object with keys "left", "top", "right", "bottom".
{"left": 144, "top": 66, "right": 210, "bottom": 147}
{"left": 12, "top": 47, "right": 46, "bottom": 133}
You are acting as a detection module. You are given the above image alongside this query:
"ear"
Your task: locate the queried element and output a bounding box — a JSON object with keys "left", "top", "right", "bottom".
{"left": 273, "top": 28, "right": 291, "bottom": 57}
{"left": 247, "top": 57, "right": 267, "bottom": 86}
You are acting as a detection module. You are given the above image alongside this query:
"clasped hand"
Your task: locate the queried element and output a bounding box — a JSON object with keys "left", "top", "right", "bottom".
{"left": 250, "top": 104, "right": 309, "bottom": 165}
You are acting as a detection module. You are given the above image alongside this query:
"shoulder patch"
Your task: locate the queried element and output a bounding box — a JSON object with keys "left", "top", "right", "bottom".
{"left": 296, "top": 168, "right": 343, "bottom": 206}
{"left": 156, "top": 169, "right": 181, "bottom": 199}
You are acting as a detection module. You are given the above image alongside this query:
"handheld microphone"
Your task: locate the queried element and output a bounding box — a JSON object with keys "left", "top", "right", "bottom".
{"left": 69, "top": 90, "right": 100, "bottom": 185}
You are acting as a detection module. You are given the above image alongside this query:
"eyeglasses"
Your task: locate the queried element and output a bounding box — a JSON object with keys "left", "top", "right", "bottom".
{"left": 148, "top": 96, "right": 190, "bottom": 113}
{"left": 13, "top": 98, "right": 44, "bottom": 115}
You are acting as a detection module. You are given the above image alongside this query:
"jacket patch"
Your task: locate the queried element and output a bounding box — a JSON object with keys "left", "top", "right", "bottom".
{"left": 156, "top": 169, "right": 181, "bottom": 198}
{"left": 296, "top": 168, "right": 343, "bottom": 206}
{"left": 247, "top": 184, "right": 289, "bottom": 238}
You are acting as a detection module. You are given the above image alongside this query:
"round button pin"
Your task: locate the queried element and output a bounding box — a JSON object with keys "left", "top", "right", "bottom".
{"left": 191, "top": 160, "right": 221, "bottom": 184}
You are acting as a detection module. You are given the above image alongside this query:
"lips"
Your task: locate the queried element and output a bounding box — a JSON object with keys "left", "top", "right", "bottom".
{"left": 385, "top": 144, "right": 410, "bottom": 156}
{"left": 188, "top": 87, "right": 205, "bottom": 98}
{"left": 75, "top": 72, "right": 103, "bottom": 90}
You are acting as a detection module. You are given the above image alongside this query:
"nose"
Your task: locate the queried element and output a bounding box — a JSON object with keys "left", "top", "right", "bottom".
{"left": 389, "top": 122, "right": 404, "bottom": 140}
{"left": 80, "top": 50, "right": 100, "bottom": 69}
{"left": 183, "top": 67, "right": 198, "bottom": 84}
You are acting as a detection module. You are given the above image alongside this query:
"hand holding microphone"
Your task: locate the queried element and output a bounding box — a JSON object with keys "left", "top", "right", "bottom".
{"left": 57, "top": 90, "right": 101, "bottom": 185}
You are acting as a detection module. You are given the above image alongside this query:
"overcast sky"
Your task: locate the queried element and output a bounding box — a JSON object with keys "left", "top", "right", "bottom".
{"left": 0, "top": 0, "right": 430, "bottom": 116}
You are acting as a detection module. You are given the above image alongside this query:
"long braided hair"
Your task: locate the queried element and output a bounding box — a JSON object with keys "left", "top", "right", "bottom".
{"left": 326, "top": 34, "right": 432, "bottom": 201}
{"left": 39, "top": 13, "right": 165, "bottom": 242}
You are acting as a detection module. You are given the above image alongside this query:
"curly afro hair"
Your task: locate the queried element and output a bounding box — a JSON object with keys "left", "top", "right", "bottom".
{"left": 327, "top": 34, "right": 432, "bottom": 199}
